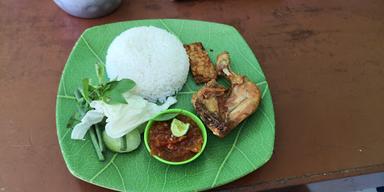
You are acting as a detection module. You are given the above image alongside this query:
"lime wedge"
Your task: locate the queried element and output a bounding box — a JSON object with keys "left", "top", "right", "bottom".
{"left": 171, "top": 118, "right": 190, "bottom": 137}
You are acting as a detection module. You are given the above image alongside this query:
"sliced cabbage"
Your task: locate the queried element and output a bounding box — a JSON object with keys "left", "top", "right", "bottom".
{"left": 70, "top": 92, "right": 176, "bottom": 140}
{"left": 71, "top": 110, "right": 104, "bottom": 140}
{"left": 91, "top": 93, "right": 176, "bottom": 138}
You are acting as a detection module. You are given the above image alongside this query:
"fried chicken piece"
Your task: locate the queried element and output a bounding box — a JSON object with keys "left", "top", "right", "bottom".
{"left": 217, "top": 52, "right": 261, "bottom": 129}
{"left": 184, "top": 42, "right": 217, "bottom": 84}
{"left": 192, "top": 80, "right": 229, "bottom": 136}
{"left": 192, "top": 52, "right": 261, "bottom": 137}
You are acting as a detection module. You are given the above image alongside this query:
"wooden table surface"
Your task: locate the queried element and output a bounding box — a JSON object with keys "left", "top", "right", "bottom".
{"left": 1, "top": 0, "right": 384, "bottom": 191}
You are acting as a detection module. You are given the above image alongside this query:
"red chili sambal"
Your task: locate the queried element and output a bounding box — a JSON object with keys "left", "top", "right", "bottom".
{"left": 149, "top": 115, "right": 203, "bottom": 162}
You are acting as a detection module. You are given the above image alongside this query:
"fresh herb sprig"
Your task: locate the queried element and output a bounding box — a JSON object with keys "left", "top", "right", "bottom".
{"left": 81, "top": 64, "right": 135, "bottom": 105}
{"left": 67, "top": 63, "right": 136, "bottom": 161}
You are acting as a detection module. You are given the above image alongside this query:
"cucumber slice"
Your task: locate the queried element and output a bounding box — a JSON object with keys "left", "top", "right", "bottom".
{"left": 171, "top": 118, "right": 190, "bottom": 137}
{"left": 102, "top": 129, "right": 141, "bottom": 153}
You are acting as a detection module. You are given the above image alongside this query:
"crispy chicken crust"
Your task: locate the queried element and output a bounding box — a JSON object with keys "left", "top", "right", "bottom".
{"left": 184, "top": 42, "right": 217, "bottom": 84}
{"left": 192, "top": 52, "right": 261, "bottom": 137}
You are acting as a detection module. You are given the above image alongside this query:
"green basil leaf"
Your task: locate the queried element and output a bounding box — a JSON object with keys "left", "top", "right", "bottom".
{"left": 103, "top": 91, "right": 127, "bottom": 104}
{"left": 102, "top": 79, "right": 135, "bottom": 104}
{"left": 82, "top": 78, "right": 90, "bottom": 102}
{"left": 151, "top": 113, "right": 179, "bottom": 121}
{"left": 95, "top": 63, "right": 105, "bottom": 85}
{"left": 104, "top": 80, "right": 119, "bottom": 91}
{"left": 88, "top": 85, "right": 100, "bottom": 100}
{"left": 108, "top": 79, "right": 136, "bottom": 94}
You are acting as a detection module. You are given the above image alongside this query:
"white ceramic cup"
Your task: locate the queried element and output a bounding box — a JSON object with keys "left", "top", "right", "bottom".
{"left": 53, "top": 0, "right": 122, "bottom": 19}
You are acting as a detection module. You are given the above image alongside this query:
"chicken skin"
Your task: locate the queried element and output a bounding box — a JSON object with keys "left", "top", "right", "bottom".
{"left": 192, "top": 52, "right": 261, "bottom": 137}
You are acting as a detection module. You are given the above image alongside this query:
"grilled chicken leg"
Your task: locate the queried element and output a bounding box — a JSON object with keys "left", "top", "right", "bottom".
{"left": 192, "top": 52, "right": 261, "bottom": 137}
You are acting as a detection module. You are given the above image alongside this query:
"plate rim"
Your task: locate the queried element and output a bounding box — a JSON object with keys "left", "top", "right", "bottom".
{"left": 56, "top": 18, "right": 275, "bottom": 192}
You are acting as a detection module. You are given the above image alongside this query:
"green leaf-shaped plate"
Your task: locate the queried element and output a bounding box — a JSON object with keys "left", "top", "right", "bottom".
{"left": 56, "top": 19, "right": 275, "bottom": 192}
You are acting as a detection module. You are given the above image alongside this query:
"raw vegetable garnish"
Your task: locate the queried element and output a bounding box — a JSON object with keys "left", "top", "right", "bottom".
{"left": 102, "top": 129, "right": 141, "bottom": 153}
{"left": 67, "top": 63, "right": 135, "bottom": 161}
{"left": 67, "top": 64, "right": 135, "bottom": 129}
{"left": 67, "top": 63, "right": 177, "bottom": 161}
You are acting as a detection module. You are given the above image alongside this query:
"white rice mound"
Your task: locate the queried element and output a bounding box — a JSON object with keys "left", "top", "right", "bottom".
{"left": 106, "top": 26, "right": 189, "bottom": 102}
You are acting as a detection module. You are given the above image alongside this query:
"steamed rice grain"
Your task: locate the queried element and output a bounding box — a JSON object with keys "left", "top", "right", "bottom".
{"left": 106, "top": 26, "right": 189, "bottom": 102}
